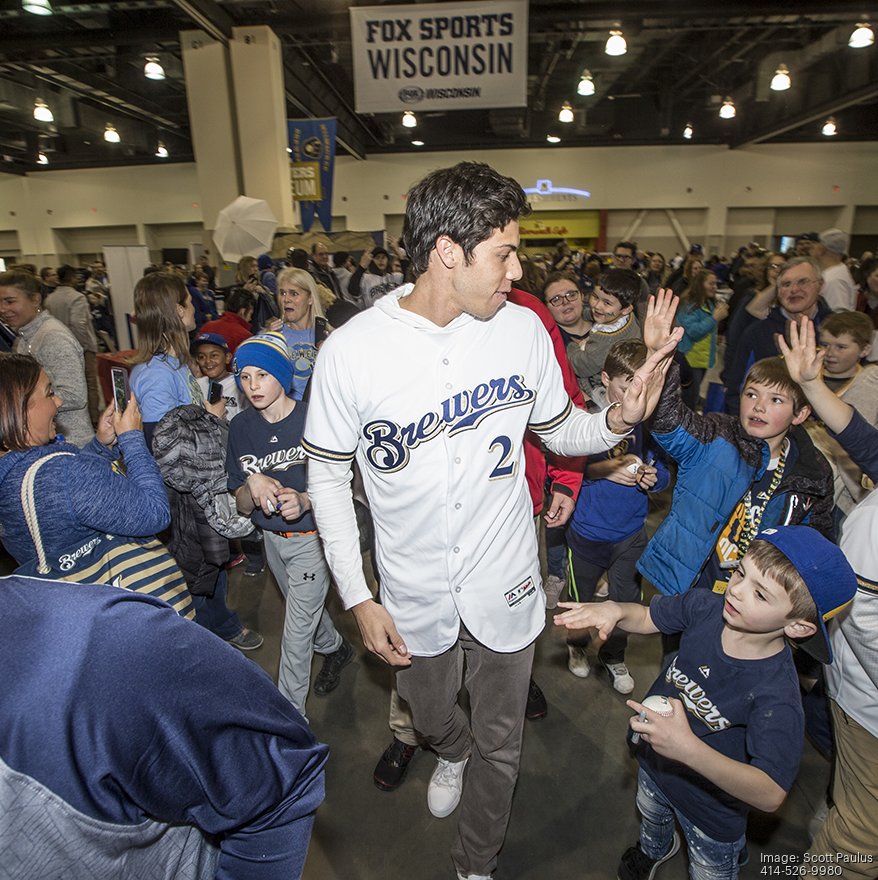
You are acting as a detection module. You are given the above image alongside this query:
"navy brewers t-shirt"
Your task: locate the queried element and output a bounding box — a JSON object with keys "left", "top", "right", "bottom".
{"left": 226, "top": 402, "right": 316, "bottom": 534}
{"left": 637, "top": 589, "right": 803, "bottom": 842}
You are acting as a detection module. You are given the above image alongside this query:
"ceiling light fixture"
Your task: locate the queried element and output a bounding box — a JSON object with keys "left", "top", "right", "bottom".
{"left": 546, "top": 134, "right": 561, "bottom": 144}
{"left": 770, "top": 64, "right": 791, "bottom": 91}
{"left": 605, "top": 28, "right": 627, "bottom": 56}
{"left": 22, "top": 0, "right": 53, "bottom": 15}
{"left": 719, "top": 97, "right": 736, "bottom": 119}
{"left": 155, "top": 141, "right": 168, "bottom": 158}
{"left": 104, "top": 124, "right": 120, "bottom": 144}
{"left": 411, "top": 139, "right": 424, "bottom": 146}
{"left": 848, "top": 22, "right": 874, "bottom": 48}
{"left": 577, "top": 70, "right": 595, "bottom": 96}
{"left": 822, "top": 117, "right": 838, "bottom": 137}
{"left": 683, "top": 122, "right": 693, "bottom": 140}
{"left": 402, "top": 110, "right": 417, "bottom": 128}
{"left": 558, "top": 101, "right": 574, "bottom": 123}
{"left": 33, "top": 98, "right": 54, "bottom": 122}
{"left": 144, "top": 56, "right": 165, "bottom": 81}
{"left": 37, "top": 151, "right": 49, "bottom": 165}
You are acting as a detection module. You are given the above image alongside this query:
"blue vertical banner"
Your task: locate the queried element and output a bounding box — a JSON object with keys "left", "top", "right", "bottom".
{"left": 288, "top": 117, "right": 336, "bottom": 232}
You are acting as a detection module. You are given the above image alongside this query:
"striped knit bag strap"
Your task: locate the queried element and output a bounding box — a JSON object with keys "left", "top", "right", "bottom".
{"left": 19, "top": 452, "right": 75, "bottom": 575}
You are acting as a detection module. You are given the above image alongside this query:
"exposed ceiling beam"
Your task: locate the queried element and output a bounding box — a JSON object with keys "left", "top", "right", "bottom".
{"left": 732, "top": 80, "right": 878, "bottom": 147}
{"left": 171, "top": 0, "right": 234, "bottom": 43}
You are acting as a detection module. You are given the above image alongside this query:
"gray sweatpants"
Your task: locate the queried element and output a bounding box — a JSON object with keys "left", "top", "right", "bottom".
{"left": 263, "top": 530, "right": 341, "bottom": 715}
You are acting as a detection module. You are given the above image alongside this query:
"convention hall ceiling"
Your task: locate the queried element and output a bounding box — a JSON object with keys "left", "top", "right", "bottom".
{"left": 0, "top": 0, "right": 875, "bottom": 173}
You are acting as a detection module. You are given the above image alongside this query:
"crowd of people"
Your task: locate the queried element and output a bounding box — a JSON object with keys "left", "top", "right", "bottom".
{"left": 1, "top": 166, "right": 877, "bottom": 880}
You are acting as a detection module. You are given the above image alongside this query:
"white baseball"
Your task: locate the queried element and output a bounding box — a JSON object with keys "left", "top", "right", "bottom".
{"left": 642, "top": 694, "right": 674, "bottom": 716}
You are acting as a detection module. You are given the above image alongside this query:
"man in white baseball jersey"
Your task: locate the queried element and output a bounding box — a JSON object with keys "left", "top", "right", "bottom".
{"left": 304, "top": 162, "right": 681, "bottom": 880}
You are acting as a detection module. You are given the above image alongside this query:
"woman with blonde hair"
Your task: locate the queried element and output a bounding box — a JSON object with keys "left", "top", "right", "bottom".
{"left": 268, "top": 267, "right": 328, "bottom": 400}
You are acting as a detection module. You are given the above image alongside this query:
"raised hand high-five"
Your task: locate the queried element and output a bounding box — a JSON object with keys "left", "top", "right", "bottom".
{"left": 777, "top": 317, "right": 852, "bottom": 434}
{"left": 606, "top": 290, "right": 683, "bottom": 433}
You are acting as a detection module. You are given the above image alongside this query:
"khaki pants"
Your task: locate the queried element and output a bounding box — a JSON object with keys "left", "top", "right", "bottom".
{"left": 807, "top": 700, "right": 878, "bottom": 878}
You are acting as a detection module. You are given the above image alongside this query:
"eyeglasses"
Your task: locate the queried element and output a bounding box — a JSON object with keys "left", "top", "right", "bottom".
{"left": 778, "top": 277, "right": 819, "bottom": 291}
{"left": 613, "top": 253, "right": 633, "bottom": 261}
{"left": 548, "top": 290, "right": 581, "bottom": 306}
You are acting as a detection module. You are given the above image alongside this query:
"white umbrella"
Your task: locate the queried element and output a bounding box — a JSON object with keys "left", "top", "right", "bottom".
{"left": 212, "top": 195, "right": 278, "bottom": 263}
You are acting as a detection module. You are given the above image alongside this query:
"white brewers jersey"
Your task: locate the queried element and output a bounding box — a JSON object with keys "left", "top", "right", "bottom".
{"left": 304, "top": 286, "right": 625, "bottom": 656}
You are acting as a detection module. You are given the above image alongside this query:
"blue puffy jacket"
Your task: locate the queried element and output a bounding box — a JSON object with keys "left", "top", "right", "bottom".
{"left": 637, "top": 366, "right": 834, "bottom": 595}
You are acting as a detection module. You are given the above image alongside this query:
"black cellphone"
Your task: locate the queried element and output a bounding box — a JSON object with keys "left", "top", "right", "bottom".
{"left": 110, "top": 367, "right": 130, "bottom": 413}
{"left": 207, "top": 379, "right": 223, "bottom": 404}
{"left": 314, "top": 316, "right": 328, "bottom": 345}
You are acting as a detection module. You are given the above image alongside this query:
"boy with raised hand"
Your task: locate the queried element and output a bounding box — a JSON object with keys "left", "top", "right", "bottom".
{"left": 801, "top": 310, "right": 878, "bottom": 518}
{"left": 564, "top": 338, "right": 670, "bottom": 694}
{"left": 635, "top": 295, "right": 834, "bottom": 601}
{"left": 555, "top": 525, "right": 858, "bottom": 880}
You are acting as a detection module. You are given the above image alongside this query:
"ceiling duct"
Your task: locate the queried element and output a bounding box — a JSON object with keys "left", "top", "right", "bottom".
{"left": 488, "top": 108, "right": 529, "bottom": 138}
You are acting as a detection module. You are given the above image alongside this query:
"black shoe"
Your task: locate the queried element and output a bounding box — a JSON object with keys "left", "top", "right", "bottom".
{"left": 617, "top": 832, "right": 680, "bottom": 880}
{"left": 373, "top": 737, "right": 419, "bottom": 791}
{"left": 313, "top": 639, "right": 355, "bottom": 696}
{"left": 525, "top": 677, "right": 548, "bottom": 721}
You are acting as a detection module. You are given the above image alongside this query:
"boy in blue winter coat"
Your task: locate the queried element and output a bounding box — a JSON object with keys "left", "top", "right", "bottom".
{"left": 555, "top": 525, "right": 858, "bottom": 880}
{"left": 636, "top": 318, "right": 834, "bottom": 598}
{"left": 564, "top": 339, "right": 670, "bottom": 695}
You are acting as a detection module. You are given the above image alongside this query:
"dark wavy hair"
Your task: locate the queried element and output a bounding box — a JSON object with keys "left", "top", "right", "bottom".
{"left": 402, "top": 162, "right": 531, "bottom": 277}
{"left": 596, "top": 268, "right": 641, "bottom": 309}
{"left": 0, "top": 353, "right": 43, "bottom": 452}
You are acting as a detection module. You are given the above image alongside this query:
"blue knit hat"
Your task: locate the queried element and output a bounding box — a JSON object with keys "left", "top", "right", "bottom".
{"left": 233, "top": 331, "right": 293, "bottom": 393}
{"left": 755, "top": 526, "right": 857, "bottom": 663}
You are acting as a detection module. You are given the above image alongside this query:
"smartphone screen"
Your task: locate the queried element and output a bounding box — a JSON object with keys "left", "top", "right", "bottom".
{"left": 111, "top": 367, "right": 129, "bottom": 413}
{"left": 208, "top": 379, "right": 223, "bottom": 404}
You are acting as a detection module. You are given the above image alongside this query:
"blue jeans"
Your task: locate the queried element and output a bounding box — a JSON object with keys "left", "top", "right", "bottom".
{"left": 637, "top": 768, "right": 745, "bottom": 880}
{"left": 191, "top": 570, "right": 242, "bottom": 641}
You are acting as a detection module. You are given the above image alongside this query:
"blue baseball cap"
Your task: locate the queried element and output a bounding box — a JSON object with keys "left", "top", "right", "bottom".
{"left": 755, "top": 526, "right": 857, "bottom": 663}
{"left": 191, "top": 331, "right": 229, "bottom": 354}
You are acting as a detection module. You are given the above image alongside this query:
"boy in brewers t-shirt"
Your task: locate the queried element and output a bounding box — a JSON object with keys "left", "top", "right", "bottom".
{"left": 555, "top": 526, "right": 857, "bottom": 880}
{"left": 226, "top": 332, "right": 353, "bottom": 715}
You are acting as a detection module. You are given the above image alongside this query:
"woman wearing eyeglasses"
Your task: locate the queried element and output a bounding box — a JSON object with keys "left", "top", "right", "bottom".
{"left": 542, "top": 272, "right": 592, "bottom": 347}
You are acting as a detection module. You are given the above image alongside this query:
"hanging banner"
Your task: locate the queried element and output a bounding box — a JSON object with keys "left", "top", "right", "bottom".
{"left": 288, "top": 118, "right": 336, "bottom": 232}
{"left": 350, "top": 0, "right": 528, "bottom": 113}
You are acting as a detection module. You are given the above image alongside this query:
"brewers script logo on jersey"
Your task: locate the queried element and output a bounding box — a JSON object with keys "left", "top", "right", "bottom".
{"left": 363, "top": 374, "right": 535, "bottom": 472}
{"left": 665, "top": 657, "right": 731, "bottom": 731}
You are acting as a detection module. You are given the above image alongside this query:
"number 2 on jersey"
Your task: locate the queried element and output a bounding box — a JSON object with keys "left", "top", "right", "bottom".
{"left": 488, "top": 435, "right": 516, "bottom": 480}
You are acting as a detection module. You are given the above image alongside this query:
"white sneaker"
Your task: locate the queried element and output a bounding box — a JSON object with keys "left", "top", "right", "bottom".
{"left": 594, "top": 576, "right": 609, "bottom": 599}
{"left": 457, "top": 874, "right": 492, "bottom": 880}
{"left": 427, "top": 756, "right": 468, "bottom": 818}
{"left": 567, "top": 645, "right": 591, "bottom": 678}
{"left": 543, "top": 574, "right": 565, "bottom": 609}
{"left": 808, "top": 797, "right": 830, "bottom": 841}
{"left": 603, "top": 660, "right": 635, "bottom": 694}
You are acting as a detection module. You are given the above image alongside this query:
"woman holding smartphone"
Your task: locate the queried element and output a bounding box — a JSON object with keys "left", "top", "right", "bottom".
{"left": 0, "top": 353, "right": 176, "bottom": 590}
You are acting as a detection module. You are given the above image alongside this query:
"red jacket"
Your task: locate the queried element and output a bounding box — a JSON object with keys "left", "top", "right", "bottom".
{"left": 200, "top": 312, "right": 252, "bottom": 355}
{"left": 507, "top": 289, "right": 586, "bottom": 514}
